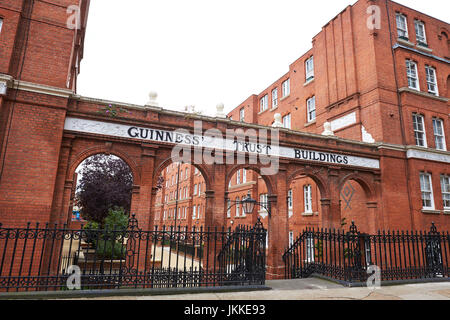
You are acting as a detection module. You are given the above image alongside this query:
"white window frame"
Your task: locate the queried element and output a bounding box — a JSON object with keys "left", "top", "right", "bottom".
{"left": 193, "top": 184, "right": 198, "bottom": 196}
{"left": 305, "top": 56, "right": 314, "bottom": 81}
{"left": 272, "top": 88, "right": 278, "bottom": 109}
{"left": 396, "top": 13, "right": 409, "bottom": 39}
{"left": 307, "top": 96, "right": 316, "bottom": 123}
{"left": 235, "top": 197, "right": 240, "bottom": 217}
{"left": 193, "top": 206, "right": 197, "bottom": 219}
{"left": 282, "top": 79, "right": 290, "bottom": 98}
{"left": 289, "top": 232, "right": 294, "bottom": 247}
{"left": 432, "top": 118, "right": 446, "bottom": 151}
{"left": 283, "top": 114, "right": 291, "bottom": 129}
{"left": 288, "top": 189, "right": 293, "bottom": 210}
{"left": 239, "top": 108, "right": 245, "bottom": 122}
{"left": 425, "top": 66, "right": 439, "bottom": 96}
{"left": 242, "top": 169, "right": 247, "bottom": 184}
{"left": 0, "top": 18, "right": 3, "bottom": 34}
{"left": 260, "top": 194, "right": 268, "bottom": 215}
{"left": 406, "top": 60, "right": 420, "bottom": 91}
{"left": 420, "top": 173, "right": 435, "bottom": 210}
{"left": 306, "top": 236, "right": 315, "bottom": 263}
{"left": 185, "top": 168, "right": 189, "bottom": 180}
{"left": 237, "top": 170, "right": 241, "bottom": 185}
{"left": 227, "top": 199, "right": 231, "bottom": 218}
{"left": 260, "top": 95, "right": 269, "bottom": 112}
{"left": 441, "top": 175, "right": 450, "bottom": 210}
{"left": 413, "top": 113, "right": 427, "bottom": 147}
{"left": 304, "top": 185, "right": 313, "bottom": 213}
{"left": 414, "top": 20, "right": 427, "bottom": 44}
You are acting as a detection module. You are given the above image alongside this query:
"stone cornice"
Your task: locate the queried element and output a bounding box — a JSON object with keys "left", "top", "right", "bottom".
{"left": 398, "top": 87, "right": 449, "bottom": 102}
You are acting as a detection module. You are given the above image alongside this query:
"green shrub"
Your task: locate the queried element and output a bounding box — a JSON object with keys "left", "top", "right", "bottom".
{"left": 95, "top": 240, "right": 126, "bottom": 260}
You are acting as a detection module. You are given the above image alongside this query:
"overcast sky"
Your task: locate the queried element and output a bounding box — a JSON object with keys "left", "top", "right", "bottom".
{"left": 77, "top": 0, "right": 449, "bottom": 116}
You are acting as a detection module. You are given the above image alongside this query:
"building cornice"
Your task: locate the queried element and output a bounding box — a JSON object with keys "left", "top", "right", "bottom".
{"left": 406, "top": 146, "right": 450, "bottom": 164}
{"left": 398, "top": 87, "right": 449, "bottom": 102}
{"left": 393, "top": 43, "right": 450, "bottom": 65}
{"left": 0, "top": 74, "right": 74, "bottom": 98}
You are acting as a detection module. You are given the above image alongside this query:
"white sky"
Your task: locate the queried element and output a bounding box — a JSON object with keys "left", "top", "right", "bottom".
{"left": 77, "top": 0, "right": 449, "bottom": 116}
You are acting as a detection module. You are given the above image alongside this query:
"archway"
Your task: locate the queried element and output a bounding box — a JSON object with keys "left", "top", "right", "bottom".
{"left": 151, "top": 161, "right": 207, "bottom": 231}
{"left": 69, "top": 153, "right": 134, "bottom": 229}
{"left": 338, "top": 175, "right": 377, "bottom": 234}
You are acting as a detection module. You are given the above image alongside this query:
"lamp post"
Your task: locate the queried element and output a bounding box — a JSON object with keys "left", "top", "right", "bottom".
{"left": 227, "top": 191, "right": 271, "bottom": 218}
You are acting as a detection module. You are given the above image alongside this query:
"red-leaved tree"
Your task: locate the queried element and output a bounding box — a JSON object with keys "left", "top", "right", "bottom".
{"left": 76, "top": 154, "right": 133, "bottom": 224}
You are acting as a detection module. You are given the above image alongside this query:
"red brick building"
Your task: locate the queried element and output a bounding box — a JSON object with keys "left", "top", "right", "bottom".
{"left": 226, "top": 0, "right": 450, "bottom": 237}
{"left": 0, "top": 0, "right": 448, "bottom": 278}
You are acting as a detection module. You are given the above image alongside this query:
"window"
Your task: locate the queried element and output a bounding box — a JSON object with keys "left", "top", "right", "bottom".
{"left": 198, "top": 183, "right": 202, "bottom": 195}
{"left": 420, "top": 173, "right": 434, "bottom": 209}
{"left": 243, "top": 169, "right": 247, "bottom": 184}
{"left": 195, "top": 168, "right": 199, "bottom": 175}
{"left": 282, "top": 79, "right": 290, "bottom": 97}
{"left": 237, "top": 170, "right": 241, "bottom": 185}
{"left": 413, "top": 114, "right": 427, "bottom": 147}
{"left": 227, "top": 199, "right": 231, "bottom": 218}
{"left": 185, "top": 169, "right": 189, "bottom": 180}
{"left": 194, "top": 184, "right": 198, "bottom": 195}
{"left": 272, "top": 88, "right": 278, "bottom": 109}
{"left": 306, "top": 236, "right": 315, "bottom": 262}
{"left": 305, "top": 56, "right": 314, "bottom": 81}
{"left": 406, "top": 60, "right": 419, "bottom": 90}
{"left": 414, "top": 20, "right": 427, "bottom": 45}
{"left": 441, "top": 175, "right": 450, "bottom": 210}
{"left": 235, "top": 197, "right": 240, "bottom": 217}
{"left": 0, "top": 18, "right": 3, "bottom": 35}
{"left": 425, "top": 66, "right": 438, "bottom": 96}
{"left": 260, "top": 194, "right": 268, "bottom": 214}
{"left": 239, "top": 108, "right": 245, "bottom": 122}
{"left": 307, "top": 96, "right": 316, "bottom": 123}
{"left": 289, "top": 232, "right": 294, "bottom": 247}
{"left": 396, "top": 13, "right": 408, "bottom": 39}
{"left": 283, "top": 114, "right": 291, "bottom": 129}
{"left": 288, "top": 189, "right": 293, "bottom": 210}
{"left": 193, "top": 206, "right": 197, "bottom": 219}
{"left": 304, "top": 185, "right": 313, "bottom": 213}
{"left": 180, "top": 170, "right": 183, "bottom": 181}
{"left": 433, "top": 118, "right": 446, "bottom": 151}
{"left": 260, "top": 95, "right": 269, "bottom": 112}
{"left": 163, "top": 210, "right": 167, "bottom": 220}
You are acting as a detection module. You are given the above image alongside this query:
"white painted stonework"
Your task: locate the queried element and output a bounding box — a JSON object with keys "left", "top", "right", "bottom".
{"left": 407, "top": 149, "right": 450, "bottom": 164}
{"left": 64, "top": 117, "right": 380, "bottom": 169}
{"left": 331, "top": 112, "right": 356, "bottom": 132}
{"left": 362, "top": 126, "right": 375, "bottom": 143}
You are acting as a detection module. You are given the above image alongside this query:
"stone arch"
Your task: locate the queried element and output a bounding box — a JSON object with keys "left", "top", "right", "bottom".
{"left": 67, "top": 145, "right": 140, "bottom": 185}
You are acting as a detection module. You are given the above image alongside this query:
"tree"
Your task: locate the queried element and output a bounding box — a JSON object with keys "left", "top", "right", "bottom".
{"left": 76, "top": 154, "right": 133, "bottom": 224}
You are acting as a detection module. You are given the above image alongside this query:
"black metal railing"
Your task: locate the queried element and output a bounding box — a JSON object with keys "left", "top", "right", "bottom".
{"left": 283, "top": 222, "right": 449, "bottom": 284}
{"left": 0, "top": 216, "right": 266, "bottom": 292}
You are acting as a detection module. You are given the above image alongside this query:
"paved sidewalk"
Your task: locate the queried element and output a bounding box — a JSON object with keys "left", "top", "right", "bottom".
{"left": 69, "top": 278, "right": 450, "bottom": 300}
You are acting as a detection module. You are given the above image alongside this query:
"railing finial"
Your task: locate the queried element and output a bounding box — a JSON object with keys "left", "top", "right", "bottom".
{"left": 349, "top": 220, "right": 358, "bottom": 234}
{"left": 128, "top": 213, "right": 139, "bottom": 231}
{"left": 430, "top": 222, "right": 438, "bottom": 234}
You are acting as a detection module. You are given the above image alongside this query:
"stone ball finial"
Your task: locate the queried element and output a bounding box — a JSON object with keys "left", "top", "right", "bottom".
{"left": 272, "top": 113, "right": 283, "bottom": 128}
{"left": 216, "top": 103, "right": 226, "bottom": 118}
{"left": 322, "top": 122, "right": 335, "bottom": 136}
{"left": 146, "top": 91, "right": 159, "bottom": 107}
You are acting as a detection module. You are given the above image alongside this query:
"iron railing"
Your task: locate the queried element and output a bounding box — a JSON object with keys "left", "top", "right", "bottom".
{"left": 0, "top": 215, "right": 266, "bottom": 292}
{"left": 283, "top": 222, "right": 449, "bottom": 284}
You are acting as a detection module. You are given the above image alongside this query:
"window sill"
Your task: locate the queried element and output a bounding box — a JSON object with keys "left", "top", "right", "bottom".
{"left": 421, "top": 209, "right": 440, "bottom": 215}
{"left": 416, "top": 44, "right": 432, "bottom": 53}
{"left": 397, "top": 38, "right": 414, "bottom": 47}
{"left": 302, "top": 212, "right": 316, "bottom": 217}
{"left": 258, "top": 109, "right": 269, "bottom": 115}
{"left": 304, "top": 120, "right": 316, "bottom": 128}
{"left": 270, "top": 106, "right": 278, "bottom": 112}
{"left": 280, "top": 95, "right": 290, "bottom": 102}
{"left": 304, "top": 78, "right": 315, "bottom": 87}
{"left": 398, "top": 87, "right": 449, "bottom": 102}
{"left": 444, "top": 210, "right": 450, "bottom": 215}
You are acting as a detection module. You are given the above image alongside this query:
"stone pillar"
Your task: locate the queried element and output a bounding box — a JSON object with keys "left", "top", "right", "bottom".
{"left": 266, "top": 169, "right": 289, "bottom": 280}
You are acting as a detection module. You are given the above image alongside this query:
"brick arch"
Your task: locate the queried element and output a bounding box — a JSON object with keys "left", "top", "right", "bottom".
{"left": 67, "top": 145, "right": 141, "bottom": 185}
{"left": 152, "top": 156, "right": 212, "bottom": 192}
{"left": 287, "top": 167, "right": 330, "bottom": 199}
{"left": 338, "top": 172, "right": 377, "bottom": 203}
{"left": 225, "top": 164, "right": 276, "bottom": 195}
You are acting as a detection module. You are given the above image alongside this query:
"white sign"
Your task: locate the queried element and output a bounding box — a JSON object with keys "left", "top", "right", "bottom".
{"left": 64, "top": 117, "right": 380, "bottom": 169}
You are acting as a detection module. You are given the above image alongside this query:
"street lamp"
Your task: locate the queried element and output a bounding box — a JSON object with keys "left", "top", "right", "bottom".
{"left": 227, "top": 191, "right": 271, "bottom": 218}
